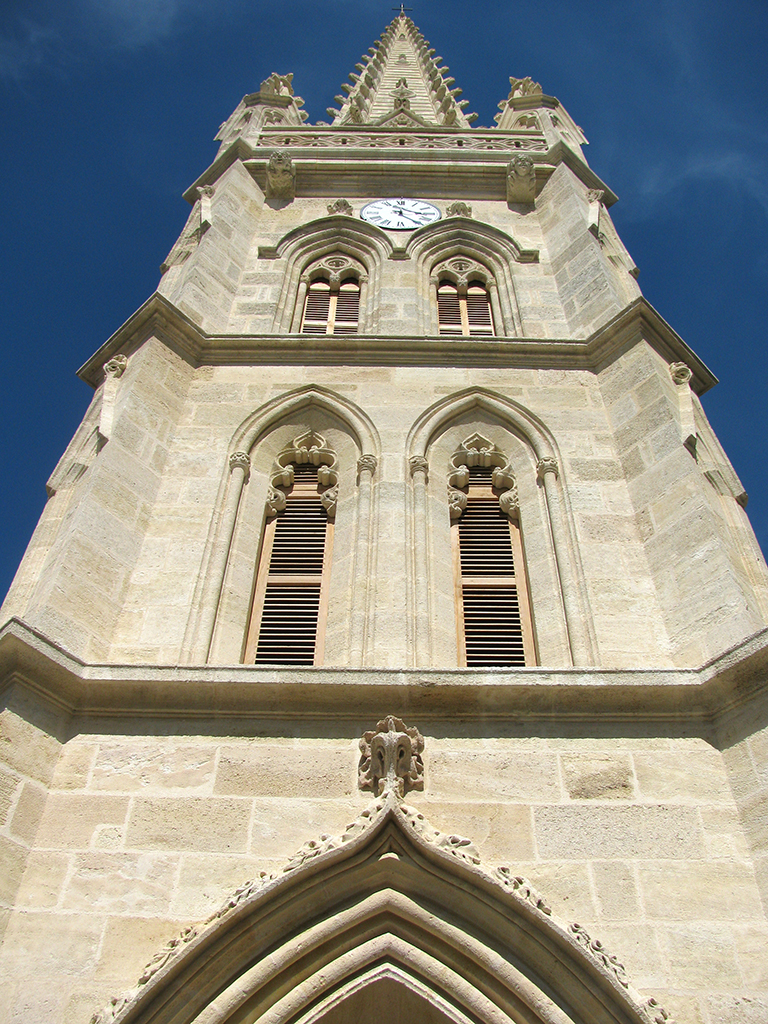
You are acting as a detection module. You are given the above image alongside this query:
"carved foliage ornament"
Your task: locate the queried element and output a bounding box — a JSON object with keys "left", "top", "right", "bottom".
{"left": 257, "top": 131, "right": 547, "bottom": 152}
{"left": 447, "top": 434, "right": 519, "bottom": 520}
{"left": 327, "top": 198, "right": 354, "bottom": 216}
{"left": 536, "top": 456, "right": 559, "bottom": 481}
{"left": 260, "top": 72, "right": 294, "bottom": 97}
{"left": 507, "top": 75, "right": 543, "bottom": 100}
{"left": 357, "top": 454, "right": 378, "bottom": 475}
{"left": 569, "top": 923, "right": 629, "bottom": 989}
{"left": 268, "top": 431, "right": 339, "bottom": 518}
{"left": 446, "top": 202, "right": 472, "bottom": 218}
{"left": 358, "top": 715, "right": 425, "bottom": 798}
{"left": 229, "top": 451, "right": 251, "bottom": 482}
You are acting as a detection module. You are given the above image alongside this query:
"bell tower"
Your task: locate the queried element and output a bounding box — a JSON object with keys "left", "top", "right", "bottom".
{"left": 1, "top": 14, "right": 767, "bottom": 1024}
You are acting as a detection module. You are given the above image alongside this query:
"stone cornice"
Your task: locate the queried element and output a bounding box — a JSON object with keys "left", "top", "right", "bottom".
{"left": 76, "top": 294, "right": 716, "bottom": 394}
{"left": 181, "top": 135, "right": 616, "bottom": 206}
{"left": 1, "top": 617, "right": 765, "bottom": 733}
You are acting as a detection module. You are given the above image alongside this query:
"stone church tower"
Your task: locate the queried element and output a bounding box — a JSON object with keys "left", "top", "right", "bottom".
{"left": 1, "top": 13, "right": 767, "bottom": 1024}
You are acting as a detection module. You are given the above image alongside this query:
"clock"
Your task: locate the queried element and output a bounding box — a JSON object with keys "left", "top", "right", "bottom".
{"left": 360, "top": 198, "right": 441, "bottom": 231}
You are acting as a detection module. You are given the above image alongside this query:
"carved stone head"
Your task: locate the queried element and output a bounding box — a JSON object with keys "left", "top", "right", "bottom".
{"left": 506, "top": 154, "right": 536, "bottom": 203}
{"left": 359, "top": 716, "right": 424, "bottom": 798}
{"left": 266, "top": 151, "right": 296, "bottom": 200}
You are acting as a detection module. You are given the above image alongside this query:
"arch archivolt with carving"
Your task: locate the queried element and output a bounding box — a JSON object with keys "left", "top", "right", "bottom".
{"left": 182, "top": 386, "right": 380, "bottom": 667}
{"left": 406, "top": 388, "right": 597, "bottom": 669}
{"left": 268, "top": 216, "right": 393, "bottom": 333}
{"left": 405, "top": 219, "right": 531, "bottom": 335}
{"left": 88, "top": 792, "right": 670, "bottom": 1024}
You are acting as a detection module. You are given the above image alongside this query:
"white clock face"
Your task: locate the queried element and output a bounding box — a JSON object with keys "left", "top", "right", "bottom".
{"left": 360, "top": 199, "right": 441, "bottom": 231}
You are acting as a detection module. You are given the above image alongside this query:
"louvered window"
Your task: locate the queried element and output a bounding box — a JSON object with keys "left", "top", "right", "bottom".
{"left": 438, "top": 281, "right": 494, "bottom": 337}
{"left": 301, "top": 278, "right": 359, "bottom": 335}
{"left": 244, "top": 465, "right": 333, "bottom": 665}
{"left": 453, "top": 467, "right": 534, "bottom": 666}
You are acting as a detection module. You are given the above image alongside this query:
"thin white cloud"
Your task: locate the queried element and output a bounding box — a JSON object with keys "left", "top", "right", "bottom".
{"left": 82, "top": 0, "right": 186, "bottom": 48}
{"left": 0, "top": 20, "right": 58, "bottom": 81}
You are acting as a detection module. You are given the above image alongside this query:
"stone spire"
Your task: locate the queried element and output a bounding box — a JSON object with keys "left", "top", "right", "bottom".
{"left": 327, "top": 14, "right": 477, "bottom": 128}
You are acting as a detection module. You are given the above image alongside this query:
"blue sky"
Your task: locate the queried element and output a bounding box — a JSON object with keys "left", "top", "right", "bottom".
{"left": 1, "top": 0, "right": 767, "bottom": 604}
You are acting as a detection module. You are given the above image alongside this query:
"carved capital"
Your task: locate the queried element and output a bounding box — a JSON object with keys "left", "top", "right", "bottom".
{"left": 506, "top": 154, "right": 536, "bottom": 204}
{"left": 327, "top": 198, "right": 353, "bottom": 216}
{"left": 586, "top": 188, "right": 604, "bottom": 205}
{"left": 536, "top": 456, "right": 559, "bottom": 481}
{"left": 229, "top": 451, "right": 251, "bottom": 481}
{"left": 669, "top": 361, "right": 692, "bottom": 386}
{"left": 358, "top": 716, "right": 424, "bottom": 798}
{"left": 266, "top": 150, "right": 296, "bottom": 201}
{"left": 103, "top": 354, "right": 127, "bottom": 379}
{"left": 446, "top": 201, "right": 472, "bottom": 218}
{"left": 357, "top": 454, "right": 378, "bottom": 476}
{"left": 409, "top": 455, "right": 429, "bottom": 478}
{"left": 197, "top": 185, "right": 216, "bottom": 199}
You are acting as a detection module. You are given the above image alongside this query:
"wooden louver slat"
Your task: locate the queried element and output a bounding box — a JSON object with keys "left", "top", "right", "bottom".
{"left": 301, "top": 281, "right": 332, "bottom": 334}
{"left": 466, "top": 284, "right": 494, "bottom": 336}
{"left": 437, "top": 283, "right": 463, "bottom": 335}
{"left": 250, "top": 466, "right": 332, "bottom": 666}
{"left": 438, "top": 281, "right": 494, "bottom": 337}
{"left": 301, "top": 278, "right": 359, "bottom": 335}
{"left": 454, "top": 483, "right": 531, "bottom": 667}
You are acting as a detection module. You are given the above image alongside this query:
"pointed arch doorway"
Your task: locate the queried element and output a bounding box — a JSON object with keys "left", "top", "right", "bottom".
{"left": 97, "top": 794, "right": 663, "bottom": 1024}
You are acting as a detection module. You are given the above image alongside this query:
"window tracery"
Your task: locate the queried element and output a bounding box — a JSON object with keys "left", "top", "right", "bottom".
{"left": 299, "top": 254, "right": 365, "bottom": 335}
{"left": 433, "top": 257, "right": 496, "bottom": 336}
{"left": 447, "top": 434, "right": 534, "bottom": 666}
{"left": 244, "top": 432, "right": 338, "bottom": 666}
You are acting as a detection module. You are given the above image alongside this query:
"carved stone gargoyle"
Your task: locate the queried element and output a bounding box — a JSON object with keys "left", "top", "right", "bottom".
{"left": 358, "top": 716, "right": 424, "bottom": 799}
{"left": 266, "top": 151, "right": 296, "bottom": 201}
{"left": 506, "top": 153, "right": 536, "bottom": 204}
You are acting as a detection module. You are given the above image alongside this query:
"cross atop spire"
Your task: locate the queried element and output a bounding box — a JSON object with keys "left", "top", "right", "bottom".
{"left": 392, "top": 4, "right": 413, "bottom": 13}
{"left": 327, "top": 15, "right": 477, "bottom": 128}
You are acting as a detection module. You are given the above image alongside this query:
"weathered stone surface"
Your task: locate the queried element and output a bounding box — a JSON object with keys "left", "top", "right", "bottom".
{"left": 534, "top": 805, "right": 705, "bottom": 859}
{"left": 125, "top": 797, "right": 250, "bottom": 853}
{"left": 214, "top": 743, "right": 354, "bottom": 798}
{"left": 0, "top": 12, "right": 767, "bottom": 1024}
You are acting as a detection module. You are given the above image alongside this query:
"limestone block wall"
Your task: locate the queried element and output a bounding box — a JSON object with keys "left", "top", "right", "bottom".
{"left": 158, "top": 181, "right": 629, "bottom": 341}
{"left": 535, "top": 165, "right": 640, "bottom": 339}
{"left": 0, "top": 340, "right": 194, "bottom": 663}
{"left": 4, "top": 338, "right": 765, "bottom": 672}
{"left": 599, "top": 342, "right": 768, "bottom": 665}
{"left": 101, "top": 360, "right": 682, "bottom": 669}
{"left": 0, "top": 692, "right": 63, "bottom": 947}
{"left": 158, "top": 160, "right": 266, "bottom": 334}
{"left": 1, "top": 717, "right": 766, "bottom": 1024}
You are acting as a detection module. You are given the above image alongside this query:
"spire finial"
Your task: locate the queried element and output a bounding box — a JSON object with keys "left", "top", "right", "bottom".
{"left": 392, "top": 4, "right": 412, "bottom": 14}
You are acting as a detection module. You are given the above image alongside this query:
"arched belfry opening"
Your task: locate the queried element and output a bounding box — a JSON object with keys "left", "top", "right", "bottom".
{"left": 93, "top": 721, "right": 669, "bottom": 1024}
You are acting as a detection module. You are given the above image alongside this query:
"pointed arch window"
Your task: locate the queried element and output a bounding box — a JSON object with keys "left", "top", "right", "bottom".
{"left": 301, "top": 277, "right": 360, "bottom": 335}
{"left": 244, "top": 436, "right": 338, "bottom": 665}
{"left": 448, "top": 439, "right": 535, "bottom": 666}
{"left": 434, "top": 258, "right": 496, "bottom": 337}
